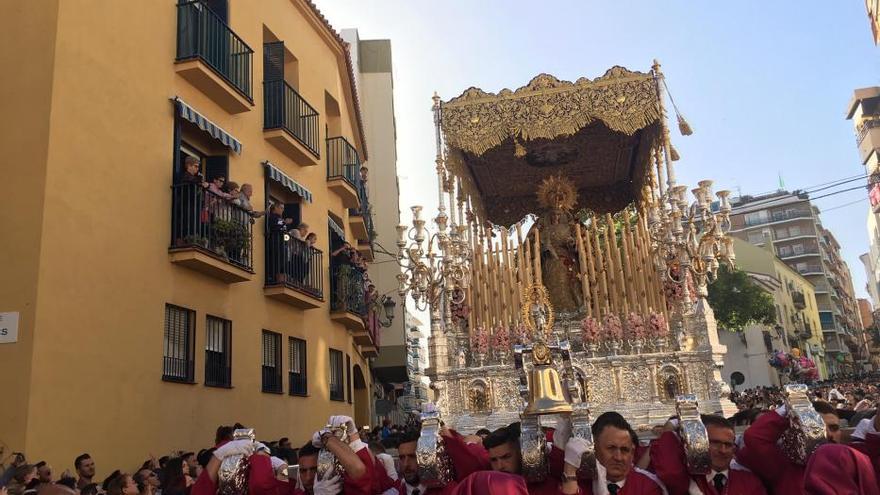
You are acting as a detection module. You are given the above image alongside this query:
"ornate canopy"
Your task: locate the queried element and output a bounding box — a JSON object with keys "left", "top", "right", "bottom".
{"left": 441, "top": 66, "right": 664, "bottom": 226}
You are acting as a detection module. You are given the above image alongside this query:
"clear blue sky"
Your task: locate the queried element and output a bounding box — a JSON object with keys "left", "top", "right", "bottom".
{"left": 317, "top": 0, "right": 880, "bottom": 299}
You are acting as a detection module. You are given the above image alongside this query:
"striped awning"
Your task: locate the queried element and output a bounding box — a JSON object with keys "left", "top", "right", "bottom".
{"left": 328, "top": 217, "right": 346, "bottom": 240}
{"left": 263, "top": 161, "right": 313, "bottom": 203}
{"left": 172, "top": 97, "right": 242, "bottom": 154}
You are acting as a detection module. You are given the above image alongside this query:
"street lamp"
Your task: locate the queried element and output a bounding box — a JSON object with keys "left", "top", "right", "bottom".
{"left": 374, "top": 295, "right": 397, "bottom": 328}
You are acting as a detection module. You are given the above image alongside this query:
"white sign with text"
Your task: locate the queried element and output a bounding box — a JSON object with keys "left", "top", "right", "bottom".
{"left": 0, "top": 312, "right": 20, "bottom": 343}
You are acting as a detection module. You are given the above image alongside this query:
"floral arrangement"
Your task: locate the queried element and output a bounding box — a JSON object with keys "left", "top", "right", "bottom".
{"left": 580, "top": 316, "right": 601, "bottom": 344}
{"left": 512, "top": 323, "right": 528, "bottom": 345}
{"left": 624, "top": 312, "right": 646, "bottom": 341}
{"left": 602, "top": 313, "right": 623, "bottom": 341}
{"left": 769, "top": 351, "right": 819, "bottom": 383}
{"left": 471, "top": 327, "right": 489, "bottom": 355}
{"left": 492, "top": 325, "right": 511, "bottom": 352}
{"left": 648, "top": 311, "right": 669, "bottom": 339}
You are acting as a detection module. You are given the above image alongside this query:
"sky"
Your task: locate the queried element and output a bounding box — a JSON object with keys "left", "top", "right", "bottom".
{"left": 316, "top": 0, "right": 880, "bottom": 301}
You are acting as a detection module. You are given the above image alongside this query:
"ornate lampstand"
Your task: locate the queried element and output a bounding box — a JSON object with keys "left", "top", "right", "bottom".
{"left": 396, "top": 94, "right": 471, "bottom": 392}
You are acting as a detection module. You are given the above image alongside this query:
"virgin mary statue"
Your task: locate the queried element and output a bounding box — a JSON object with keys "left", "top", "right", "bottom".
{"left": 534, "top": 174, "right": 582, "bottom": 312}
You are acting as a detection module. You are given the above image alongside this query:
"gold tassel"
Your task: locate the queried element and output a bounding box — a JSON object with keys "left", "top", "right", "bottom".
{"left": 677, "top": 114, "right": 693, "bottom": 136}
{"left": 514, "top": 137, "right": 527, "bottom": 158}
{"left": 670, "top": 145, "right": 680, "bottom": 161}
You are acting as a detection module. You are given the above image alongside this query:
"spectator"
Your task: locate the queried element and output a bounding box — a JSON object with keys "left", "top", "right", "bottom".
{"left": 177, "top": 156, "right": 207, "bottom": 188}
{"left": 367, "top": 443, "right": 397, "bottom": 482}
{"left": 207, "top": 176, "right": 232, "bottom": 201}
{"left": 234, "top": 184, "right": 265, "bottom": 219}
{"left": 33, "top": 463, "right": 50, "bottom": 486}
{"left": 74, "top": 454, "right": 95, "bottom": 490}
{"left": 267, "top": 203, "right": 293, "bottom": 284}
{"left": 106, "top": 474, "right": 138, "bottom": 495}
{"left": 291, "top": 223, "right": 309, "bottom": 242}
{"left": 305, "top": 233, "right": 317, "bottom": 248}
{"left": 133, "top": 469, "right": 160, "bottom": 495}
{"left": 180, "top": 453, "right": 197, "bottom": 480}
{"left": 6, "top": 465, "right": 36, "bottom": 495}
{"left": 160, "top": 459, "right": 189, "bottom": 495}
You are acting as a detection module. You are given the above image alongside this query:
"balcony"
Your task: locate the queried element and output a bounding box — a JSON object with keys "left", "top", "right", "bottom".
{"left": 743, "top": 209, "right": 812, "bottom": 228}
{"left": 792, "top": 291, "right": 806, "bottom": 310}
{"left": 857, "top": 118, "right": 880, "bottom": 144}
{"left": 264, "top": 80, "right": 320, "bottom": 164}
{"left": 169, "top": 184, "right": 254, "bottom": 283}
{"left": 330, "top": 263, "right": 369, "bottom": 335}
{"left": 777, "top": 245, "right": 820, "bottom": 260}
{"left": 264, "top": 237, "right": 324, "bottom": 309}
{"left": 175, "top": 1, "right": 253, "bottom": 113}
{"left": 327, "top": 137, "right": 362, "bottom": 208}
{"left": 870, "top": 183, "right": 880, "bottom": 214}
{"left": 349, "top": 182, "right": 374, "bottom": 243}
{"left": 795, "top": 263, "right": 824, "bottom": 276}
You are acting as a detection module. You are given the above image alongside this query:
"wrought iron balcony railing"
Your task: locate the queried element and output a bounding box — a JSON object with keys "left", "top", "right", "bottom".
{"left": 176, "top": 1, "right": 253, "bottom": 99}
{"left": 264, "top": 80, "right": 320, "bottom": 157}
{"left": 330, "top": 263, "right": 367, "bottom": 316}
{"left": 327, "top": 136, "right": 361, "bottom": 188}
{"left": 744, "top": 209, "right": 812, "bottom": 227}
{"left": 265, "top": 235, "right": 324, "bottom": 298}
{"left": 170, "top": 183, "right": 254, "bottom": 271}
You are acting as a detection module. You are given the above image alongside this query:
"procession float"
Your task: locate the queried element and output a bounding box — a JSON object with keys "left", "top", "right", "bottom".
{"left": 213, "top": 61, "right": 829, "bottom": 492}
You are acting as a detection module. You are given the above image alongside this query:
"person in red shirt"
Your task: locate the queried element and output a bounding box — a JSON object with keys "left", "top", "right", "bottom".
{"left": 480, "top": 423, "right": 568, "bottom": 495}
{"left": 736, "top": 401, "right": 841, "bottom": 495}
{"left": 559, "top": 412, "right": 665, "bottom": 495}
{"left": 804, "top": 443, "right": 880, "bottom": 495}
{"left": 650, "top": 415, "right": 765, "bottom": 495}
{"left": 393, "top": 426, "right": 490, "bottom": 495}
{"left": 292, "top": 443, "right": 340, "bottom": 495}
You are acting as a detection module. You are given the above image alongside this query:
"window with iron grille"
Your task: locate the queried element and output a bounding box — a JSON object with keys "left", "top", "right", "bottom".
{"left": 262, "top": 330, "right": 282, "bottom": 393}
{"left": 205, "top": 316, "right": 232, "bottom": 388}
{"left": 289, "top": 337, "right": 307, "bottom": 396}
{"left": 329, "top": 349, "right": 344, "bottom": 401}
{"left": 164, "top": 304, "right": 195, "bottom": 383}
{"left": 346, "top": 354, "right": 352, "bottom": 404}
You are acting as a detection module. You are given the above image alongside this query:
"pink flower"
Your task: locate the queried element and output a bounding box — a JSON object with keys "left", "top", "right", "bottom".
{"left": 624, "top": 313, "right": 646, "bottom": 341}
{"left": 512, "top": 324, "right": 528, "bottom": 345}
{"left": 580, "top": 316, "right": 601, "bottom": 344}
{"left": 648, "top": 312, "right": 669, "bottom": 338}
{"left": 602, "top": 313, "right": 623, "bottom": 341}
{"left": 471, "top": 327, "right": 489, "bottom": 355}
{"left": 492, "top": 325, "right": 511, "bottom": 352}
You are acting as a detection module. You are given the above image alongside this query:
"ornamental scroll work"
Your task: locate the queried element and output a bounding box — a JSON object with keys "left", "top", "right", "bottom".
{"left": 441, "top": 68, "right": 662, "bottom": 156}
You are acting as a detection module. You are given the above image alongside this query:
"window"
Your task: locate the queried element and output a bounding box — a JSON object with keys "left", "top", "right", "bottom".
{"left": 789, "top": 225, "right": 802, "bottom": 237}
{"left": 205, "top": 316, "right": 232, "bottom": 387}
{"left": 262, "top": 330, "right": 282, "bottom": 393}
{"left": 164, "top": 304, "right": 196, "bottom": 383}
{"left": 289, "top": 337, "right": 307, "bottom": 396}
{"left": 346, "top": 354, "right": 352, "bottom": 404}
{"left": 747, "top": 231, "right": 765, "bottom": 244}
{"left": 329, "top": 348, "right": 344, "bottom": 401}
{"left": 745, "top": 210, "right": 769, "bottom": 226}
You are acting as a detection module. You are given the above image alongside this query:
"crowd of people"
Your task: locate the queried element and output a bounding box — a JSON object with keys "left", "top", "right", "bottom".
{"left": 4, "top": 381, "right": 880, "bottom": 495}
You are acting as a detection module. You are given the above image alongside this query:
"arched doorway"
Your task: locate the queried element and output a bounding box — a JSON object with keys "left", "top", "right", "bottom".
{"left": 352, "top": 365, "right": 369, "bottom": 429}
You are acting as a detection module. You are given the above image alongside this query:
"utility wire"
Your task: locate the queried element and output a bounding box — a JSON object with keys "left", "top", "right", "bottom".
{"left": 803, "top": 175, "right": 868, "bottom": 194}
{"left": 820, "top": 198, "right": 868, "bottom": 212}
{"left": 809, "top": 185, "right": 868, "bottom": 201}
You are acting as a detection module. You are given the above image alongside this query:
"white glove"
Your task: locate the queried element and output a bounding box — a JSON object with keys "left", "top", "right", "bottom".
{"left": 667, "top": 418, "right": 680, "bottom": 430}
{"left": 312, "top": 429, "right": 331, "bottom": 448}
{"left": 255, "top": 442, "right": 271, "bottom": 455}
{"left": 349, "top": 439, "right": 368, "bottom": 453}
{"left": 422, "top": 403, "right": 437, "bottom": 414}
{"left": 564, "top": 437, "right": 591, "bottom": 469}
{"left": 329, "top": 415, "right": 356, "bottom": 434}
{"left": 775, "top": 405, "right": 788, "bottom": 418}
{"left": 313, "top": 474, "right": 342, "bottom": 495}
{"left": 270, "top": 456, "right": 286, "bottom": 470}
{"left": 213, "top": 439, "right": 255, "bottom": 460}
{"left": 553, "top": 416, "right": 572, "bottom": 450}
{"left": 853, "top": 418, "right": 877, "bottom": 440}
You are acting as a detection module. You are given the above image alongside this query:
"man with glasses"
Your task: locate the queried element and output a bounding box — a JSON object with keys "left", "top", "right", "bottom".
{"left": 736, "top": 400, "right": 840, "bottom": 495}
{"left": 650, "top": 415, "right": 766, "bottom": 495}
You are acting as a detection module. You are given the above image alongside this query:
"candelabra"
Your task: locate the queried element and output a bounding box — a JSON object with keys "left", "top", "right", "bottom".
{"left": 395, "top": 93, "right": 472, "bottom": 377}
{"left": 648, "top": 178, "right": 735, "bottom": 314}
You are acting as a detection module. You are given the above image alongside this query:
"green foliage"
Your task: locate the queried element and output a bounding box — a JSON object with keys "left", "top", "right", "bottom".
{"left": 707, "top": 265, "right": 776, "bottom": 331}
{"left": 212, "top": 219, "right": 250, "bottom": 255}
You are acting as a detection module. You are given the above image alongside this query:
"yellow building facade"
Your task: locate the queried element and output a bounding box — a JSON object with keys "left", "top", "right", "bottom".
{"left": 732, "top": 239, "right": 828, "bottom": 378}
{"left": 1, "top": 0, "right": 379, "bottom": 473}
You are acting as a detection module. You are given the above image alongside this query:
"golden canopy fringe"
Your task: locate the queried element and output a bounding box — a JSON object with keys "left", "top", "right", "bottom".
{"left": 441, "top": 69, "right": 662, "bottom": 157}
